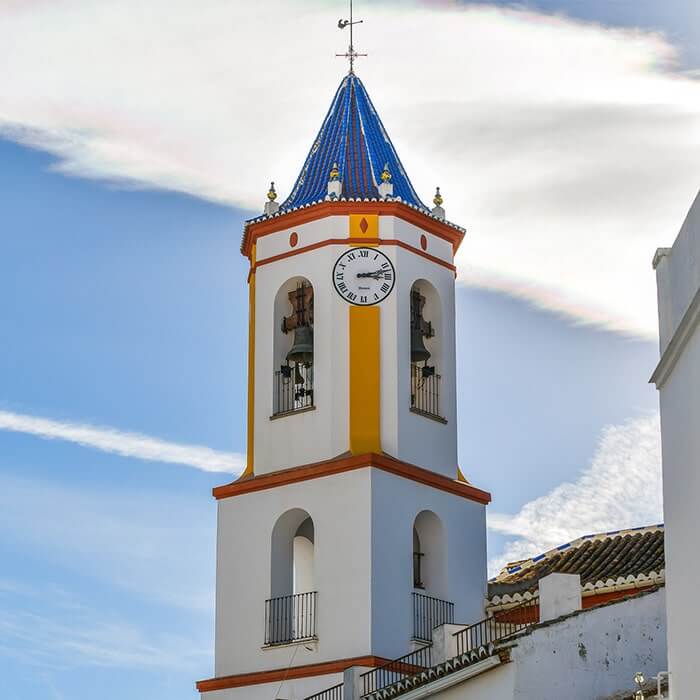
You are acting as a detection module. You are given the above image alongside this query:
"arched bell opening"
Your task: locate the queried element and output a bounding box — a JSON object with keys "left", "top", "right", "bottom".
{"left": 267, "top": 508, "right": 317, "bottom": 645}
{"left": 409, "top": 280, "right": 443, "bottom": 420}
{"left": 272, "top": 277, "right": 314, "bottom": 416}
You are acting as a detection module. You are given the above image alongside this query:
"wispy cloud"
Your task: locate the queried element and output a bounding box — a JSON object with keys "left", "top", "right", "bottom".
{"left": 487, "top": 413, "right": 663, "bottom": 576}
{"left": 0, "top": 586, "right": 209, "bottom": 672}
{"left": 0, "top": 1, "right": 699, "bottom": 335}
{"left": 0, "top": 409, "right": 244, "bottom": 474}
{"left": 0, "top": 473, "right": 215, "bottom": 612}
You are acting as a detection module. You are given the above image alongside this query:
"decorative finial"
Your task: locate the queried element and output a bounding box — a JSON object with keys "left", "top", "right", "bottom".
{"left": 336, "top": 0, "right": 367, "bottom": 73}
{"left": 264, "top": 181, "right": 280, "bottom": 215}
{"left": 378, "top": 163, "right": 393, "bottom": 199}
{"left": 431, "top": 186, "right": 445, "bottom": 219}
{"left": 326, "top": 163, "right": 342, "bottom": 200}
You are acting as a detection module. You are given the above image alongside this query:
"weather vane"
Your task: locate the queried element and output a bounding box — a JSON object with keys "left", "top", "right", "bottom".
{"left": 336, "top": 0, "right": 367, "bottom": 73}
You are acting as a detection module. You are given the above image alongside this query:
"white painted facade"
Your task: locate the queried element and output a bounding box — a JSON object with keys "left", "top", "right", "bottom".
{"left": 253, "top": 214, "right": 458, "bottom": 477}
{"left": 410, "top": 589, "right": 667, "bottom": 700}
{"left": 653, "top": 190, "right": 700, "bottom": 700}
{"left": 211, "top": 467, "right": 487, "bottom": 696}
{"left": 199, "top": 204, "right": 488, "bottom": 699}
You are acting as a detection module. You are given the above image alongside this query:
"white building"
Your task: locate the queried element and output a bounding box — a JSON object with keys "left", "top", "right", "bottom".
{"left": 652, "top": 190, "right": 700, "bottom": 700}
{"left": 196, "top": 70, "right": 491, "bottom": 700}
{"left": 194, "top": 64, "right": 670, "bottom": 700}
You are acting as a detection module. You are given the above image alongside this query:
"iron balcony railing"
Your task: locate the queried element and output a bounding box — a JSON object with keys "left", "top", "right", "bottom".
{"left": 410, "top": 364, "right": 443, "bottom": 421}
{"left": 453, "top": 597, "right": 538, "bottom": 655}
{"left": 413, "top": 592, "right": 455, "bottom": 643}
{"left": 264, "top": 591, "right": 317, "bottom": 646}
{"left": 302, "top": 683, "right": 343, "bottom": 700}
{"left": 273, "top": 364, "right": 313, "bottom": 416}
{"left": 360, "top": 644, "right": 433, "bottom": 698}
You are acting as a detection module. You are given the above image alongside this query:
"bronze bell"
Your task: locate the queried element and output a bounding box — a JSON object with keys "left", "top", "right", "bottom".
{"left": 410, "top": 326, "right": 431, "bottom": 364}
{"left": 286, "top": 325, "right": 314, "bottom": 365}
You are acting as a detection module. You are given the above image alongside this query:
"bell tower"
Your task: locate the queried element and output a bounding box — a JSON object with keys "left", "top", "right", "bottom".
{"left": 197, "top": 72, "right": 491, "bottom": 700}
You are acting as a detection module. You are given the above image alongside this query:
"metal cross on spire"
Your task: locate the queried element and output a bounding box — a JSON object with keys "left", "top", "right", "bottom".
{"left": 336, "top": 0, "right": 367, "bottom": 73}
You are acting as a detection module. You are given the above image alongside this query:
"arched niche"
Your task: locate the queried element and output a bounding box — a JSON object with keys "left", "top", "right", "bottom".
{"left": 272, "top": 277, "right": 314, "bottom": 415}
{"left": 270, "top": 508, "right": 315, "bottom": 598}
{"left": 412, "top": 510, "right": 448, "bottom": 598}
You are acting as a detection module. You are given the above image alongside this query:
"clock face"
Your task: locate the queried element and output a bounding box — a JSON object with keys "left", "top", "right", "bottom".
{"left": 332, "top": 247, "right": 396, "bottom": 305}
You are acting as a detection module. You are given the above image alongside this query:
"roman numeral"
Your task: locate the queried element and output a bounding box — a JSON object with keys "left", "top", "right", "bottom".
{"left": 347, "top": 252, "right": 356, "bottom": 261}
{"left": 338, "top": 282, "right": 347, "bottom": 292}
{"left": 381, "top": 283, "right": 390, "bottom": 293}
{"left": 347, "top": 292, "right": 357, "bottom": 301}
{"left": 381, "top": 262, "right": 390, "bottom": 269}
{"left": 360, "top": 296, "right": 367, "bottom": 303}
{"left": 359, "top": 250, "right": 369, "bottom": 257}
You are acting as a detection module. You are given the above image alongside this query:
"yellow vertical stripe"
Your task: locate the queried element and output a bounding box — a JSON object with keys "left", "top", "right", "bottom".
{"left": 242, "top": 245, "right": 256, "bottom": 478}
{"left": 349, "top": 305, "right": 381, "bottom": 455}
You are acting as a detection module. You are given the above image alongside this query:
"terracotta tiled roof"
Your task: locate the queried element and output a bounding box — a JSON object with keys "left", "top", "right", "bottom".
{"left": 488, "top": 525, "right": 664, "bottom": 601}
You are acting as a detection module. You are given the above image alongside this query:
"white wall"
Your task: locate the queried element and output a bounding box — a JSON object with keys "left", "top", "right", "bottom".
{"left": 654, "top": 191, "right": 700, "bottom": 700}
{"left": 252, "top": 213, "right": 458, "bottom": 478}
{"left": 418, "top": 589, "right": 666, "bottom": 700}
{"left": 370, "top": 469, "right": 487, "bottom": 660}
{"left": 214, "top": 469, "right": 373, "bottom": 676}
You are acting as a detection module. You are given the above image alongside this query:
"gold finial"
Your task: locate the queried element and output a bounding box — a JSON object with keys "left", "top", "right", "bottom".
{"left": 433, "top": 186, "right": 443, "bottom": 207}
{"left": 329, "top": 162, "right": 340, "bottom": 181}
{"left": 381, "top": 163, "right": 392, "bottom": 182}
{"left": 267, "top": 181, "right": 277, "bottom": 201}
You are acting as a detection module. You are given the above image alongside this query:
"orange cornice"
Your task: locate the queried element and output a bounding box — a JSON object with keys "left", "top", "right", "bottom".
{"left": 253, "top": 237, "right": 457, "bottom": 274}
{"left": 241, "top": 201, "right": 465, "bottom": 259}
{"left": 196, "top": 655, "right": 390, "bottom": 692}
{"left": 213, "top": 452, "right": 492, "bottom": 505}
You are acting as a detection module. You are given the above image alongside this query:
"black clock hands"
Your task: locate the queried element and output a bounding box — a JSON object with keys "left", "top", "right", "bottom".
{"left": 356, "top": 269, "right": 386, "bottom": 279}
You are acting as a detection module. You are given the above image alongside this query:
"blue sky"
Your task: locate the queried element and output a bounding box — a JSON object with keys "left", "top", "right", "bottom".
{"left": 0, "top": 1, "right": 696, "bottom": 698}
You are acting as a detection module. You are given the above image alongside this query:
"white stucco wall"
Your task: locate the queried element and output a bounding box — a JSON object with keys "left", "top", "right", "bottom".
{"left": 370, "top": 469, "right": 487, "bottom": 661}
{"left": 420, "top": 589, "right": 666, "bottom": 700}
{"left": 252, "top": 213, "right": 458, "bottom": 478}
{"left": 214, "top": 468, "right": 373, "bottom": 677}
{"left": 212, "top": 464, "right": 487, "bottom": 678}
{"left": 654, "top": 190, "right": 700, "bottom": 700}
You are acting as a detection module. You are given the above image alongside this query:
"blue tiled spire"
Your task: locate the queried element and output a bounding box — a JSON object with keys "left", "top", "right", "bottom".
{"left": 280, "top": 73, "right": 428, "bottom": 211}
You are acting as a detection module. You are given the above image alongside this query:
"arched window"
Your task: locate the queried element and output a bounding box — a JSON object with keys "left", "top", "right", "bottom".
{"left": 409, "top": 281, "right": 443, "bottom": 420}
{"left": 273, "top": 278, "right": 314, "bottom": 416}
{"left": 412, "top": 510, "right": 447, "bottom": 596}
{"left": 267, "top": 509, "right": 316, "bottom": 645}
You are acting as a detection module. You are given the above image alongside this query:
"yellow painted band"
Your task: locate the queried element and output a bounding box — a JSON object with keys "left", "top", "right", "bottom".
{"left": 349, "top": 214, "right": 379, "bottom": 246}
{"left": 349, "top": 305, "right": 381, "bottom": 455}
{"left": 242, "top": 244, "right": 256, "bottom": 478}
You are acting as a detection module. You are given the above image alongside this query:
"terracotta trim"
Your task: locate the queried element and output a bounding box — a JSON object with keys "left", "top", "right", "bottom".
{"left": 213, "top": 452, "right": 492, "bottom": 505}
{"left": 253, "top": 237, "right": 456, "bottom": 273}
{"left": 241, "top": 201, "right": 465, "bottom": 258}
{"left": 196, "top": 655, "right": 389, "bottom": 692}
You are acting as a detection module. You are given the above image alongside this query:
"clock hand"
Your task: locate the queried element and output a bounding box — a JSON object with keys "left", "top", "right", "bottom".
{"left": 356, "top": 269, "right": 385, "bottom": 279}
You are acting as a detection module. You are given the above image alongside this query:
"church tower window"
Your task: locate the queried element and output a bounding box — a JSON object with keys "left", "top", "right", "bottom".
{"left": 273, "top": 278, "right": 314, "bottom": 417}
{"left": 410, "top": 281, "right": 444, "bottom": 421}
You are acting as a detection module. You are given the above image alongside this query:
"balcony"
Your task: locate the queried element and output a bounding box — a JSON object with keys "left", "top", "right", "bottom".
{"left": 272, "top": 365, "right": 314, "bottom": 418}
{"left": 264, "top": 591, "right": 317, "bottom": 646}
{"left": 410, "top": 365, "right": 445, "bottom": 423}
{"left": 412, "top": 592, "right": 454, "bottom": 643}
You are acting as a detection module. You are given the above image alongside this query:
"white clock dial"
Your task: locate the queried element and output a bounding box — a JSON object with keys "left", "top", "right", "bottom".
{"left": 332, "top": 247, "right": 396, "bottom": 305}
